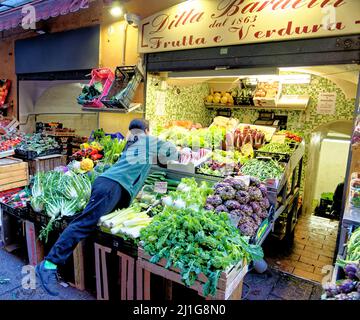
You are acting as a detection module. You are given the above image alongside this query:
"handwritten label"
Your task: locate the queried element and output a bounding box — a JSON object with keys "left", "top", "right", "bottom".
{"left": 154, "top": 181, "right": 168, "bottom": 194}
{"left": 271, "top": 134, "right": 286, "bottom": 144}
{"left": 317, "top": 92, "right": 337, "bottom": 115}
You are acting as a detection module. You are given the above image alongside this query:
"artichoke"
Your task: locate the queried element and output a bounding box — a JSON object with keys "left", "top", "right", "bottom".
{"left": 338, "top": 279, "right": 356, "bottom": 294}
{"left": 239, "top": 204, "right": 253, "bottom": 216}
{"left": 206, "top": 195, "right": 223, "bottom": 207}
{"left": 344, "top": 263, "right": 359, "bottom": 281}
{"left": 224, "top": 200, "right": 241, "bottom": 211}
{"left": 215, "top": 205, "right": 229, "bottom": 213}
{"left": 258, "top": 209, "right": 269, "bottom": 219}
{"left": 216, "top": 185, "right": 236, "bottom": 201}
{"left": 238, "top": 220, "right": 257, "bottom": 237}
{"left": 250, "top": 201, "right": 262, "bottom": 215}
{"left": 204, "top": 204, "right": 215, "bottom": 211}
{"left": 248, "top": 186, "right": 263, "bottom": 202}
{"left": 251, "top": 213, "right": 262, "bottom": 227}
{"left": 259, "top": 184, "right": 268, "bottom": 197}
{"left": 235, "top": 190, "right": 250, "bottom": 204}
{"left": 259, "top": 197, "right": 270, "bottom": 209}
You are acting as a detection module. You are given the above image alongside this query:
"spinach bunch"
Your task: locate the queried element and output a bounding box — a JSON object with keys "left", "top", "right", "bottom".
{"left": 140, "top": 206, "right": 263, "bottom": 297}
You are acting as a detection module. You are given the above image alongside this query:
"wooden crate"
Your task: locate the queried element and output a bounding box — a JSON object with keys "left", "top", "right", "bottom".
{"left": 0, "top": 158, "right": 29, "bottom": 192}
{"left": 94, "top": 243, "right": 136, "bottom": 300}
{"left": 136, "top": 247, "right": 248, "bottom": 300}
{"left": 27, "top": 154, "right": 67, "bottom": 176}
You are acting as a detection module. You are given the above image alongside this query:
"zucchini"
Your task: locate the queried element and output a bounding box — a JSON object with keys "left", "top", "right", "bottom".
{"left": 165, "top": 179, "right": 180, "bottom": 187}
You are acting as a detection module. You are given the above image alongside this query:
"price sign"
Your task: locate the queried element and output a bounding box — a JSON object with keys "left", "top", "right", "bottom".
{"left": 271, "top": 134, "right": 286, "bottom": 144}
{"left": 154, "top": 181, "right": 168, "bottom": 194}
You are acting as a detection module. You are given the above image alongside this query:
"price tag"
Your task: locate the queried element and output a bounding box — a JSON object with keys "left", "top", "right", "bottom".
{"left": 154, "top": 181, "right": 168, "bottom": 194}
{"left": 271, "top": 134, "right": 286, "bottom": 144}
{"left": 227, "top": 212, "right": 241, "bottom": 228}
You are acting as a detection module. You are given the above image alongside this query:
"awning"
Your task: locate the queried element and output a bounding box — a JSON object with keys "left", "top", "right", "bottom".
{"left": 0, "top": 0, "right": 90, "bottom": 31}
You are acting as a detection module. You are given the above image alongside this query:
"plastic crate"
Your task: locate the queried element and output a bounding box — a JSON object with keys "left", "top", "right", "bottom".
{"left": 77, "top": 68, "right": 115, "bottom": 108}
{"left": 0, "top": 202, "right": 29, "bottom": 220}
{"left": 101, "top": 66, "right": 143, "bottom": 111}
{"left": 14, "top": 147, "right": 63, "bottom": 160}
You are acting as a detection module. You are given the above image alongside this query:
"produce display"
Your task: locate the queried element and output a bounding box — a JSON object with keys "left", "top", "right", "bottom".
{"left": 323, "top": 228, "right": 360, "bottom": 300}
{"left": 164, "top": 120, "right": 202, "bottom": 130}
{"left": 204, "top": 177, "right": 270, "bottom": 237}
{"left": 0, "top": 188, "right": 30, "bottom": 209}
{"left": 350, "top": 176, "right": 360, "bottom": 208}
{"left": 140, "top": 206, "right": 263, "bottom": 296}
{"left": 240, "top": 158, "right": 284, "bottom": 182}
{"left": 210, "top": 116, "right": 238, "bottom": 131}
{"left": 277, "top": 130, "right": 303, "bottom": 143}
{"left": 352, "top": 116, "right": 360, "bottom": 146}
{"left": 230, "top": 80, "right": 254, "bottom": 105}
{"left": 15, "top": 133, "right": 60, "bottom": 156}
{"left": 178, "top": 148, "right": 211, "bottom": 165}
{"left": 0, "top": 79, "right": 10, "bottom": 107}
{"left": 258, "top": 142, "right": 293, "bottom": 154}
{"left": 254, "top": 81, "right": 279, "bottom": 98}
{"left": 233, "top": 126, "right": 266, "bottom": 150}
{"left": 30, "top": 170, "right": 92, "bottom": 242}
{"left": 0, "top": 130, "right": 23, "bottom": 152}
{"left": 237, "top": 124, "right": 276, "bottom": 142}
{"left": 143, "top": 171, "right": 180, "bottom": 193}
{"left": 99, "top": 203, "right": 152, "bottom": 239}
{"left": 205, "top": 89, "right": 234, "bottom": 105}
{"left": 198, "top": 149, "right": 250, "bottom": 177}
{"left": 157, "top": 125, "right": 226, "bottom": 150}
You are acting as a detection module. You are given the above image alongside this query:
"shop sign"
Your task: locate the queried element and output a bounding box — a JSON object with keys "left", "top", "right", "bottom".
{"left": 316, "top": 92, "right": 337, "bottom": 114}
{"left": 139, "top": 0, "right": 360, "bottom": 53}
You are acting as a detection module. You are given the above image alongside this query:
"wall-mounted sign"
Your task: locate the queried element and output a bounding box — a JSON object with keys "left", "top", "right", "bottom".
{"left": 317, "top": 92, "right": 337, "bottom": 115}
{"left": 139, "top": 0, "right": 360, "bottom": 53}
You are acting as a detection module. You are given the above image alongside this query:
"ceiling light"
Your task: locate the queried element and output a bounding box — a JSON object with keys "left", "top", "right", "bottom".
{"left": 109, "top": 1, "right": 123, "bottom": 17}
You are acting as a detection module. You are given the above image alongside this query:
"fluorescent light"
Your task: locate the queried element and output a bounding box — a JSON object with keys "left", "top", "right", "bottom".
{"left": 323, "top": 138, "right": 350, "bottom": 144}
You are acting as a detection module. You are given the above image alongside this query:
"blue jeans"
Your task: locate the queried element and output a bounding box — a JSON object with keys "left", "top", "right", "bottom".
{"left": 45, "top": 177, "right": 130, "bottom": 265}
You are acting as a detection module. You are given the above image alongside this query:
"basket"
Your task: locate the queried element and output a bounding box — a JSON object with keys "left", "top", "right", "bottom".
{"left": 77, "top": 68, "right": 115, "bottom": 108}
{"left": 101, "top": 66, "right": 143, "bottom": 111}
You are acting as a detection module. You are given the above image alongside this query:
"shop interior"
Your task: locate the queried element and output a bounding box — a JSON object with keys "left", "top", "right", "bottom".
{"left": 145, "top": 63, "right": 359, "bottom": 281}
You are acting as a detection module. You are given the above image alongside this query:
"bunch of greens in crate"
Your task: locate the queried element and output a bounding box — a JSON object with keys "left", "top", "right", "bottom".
{"left": 16, "top": 133, "right": 60, "bottom": 155}
{"left": 78, "top": 82, "right": 103, "bottom": 103}
{"left": 140, "top": 206, "right": 263, "bottom": 297}
{"left": 30, "top": 171, "right": 92, "bottom": 242}
{"left": 258, "top": 142, "right": 293, "bottom": 154}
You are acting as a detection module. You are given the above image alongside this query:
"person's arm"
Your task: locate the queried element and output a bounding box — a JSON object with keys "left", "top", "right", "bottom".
{"left": 156, "top": 138, "right": 179, "bottom": 168}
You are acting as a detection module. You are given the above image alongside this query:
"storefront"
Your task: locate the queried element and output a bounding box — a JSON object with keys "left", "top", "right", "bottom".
{"left": 0, "top": 0, "right": 359, "bottom": 301}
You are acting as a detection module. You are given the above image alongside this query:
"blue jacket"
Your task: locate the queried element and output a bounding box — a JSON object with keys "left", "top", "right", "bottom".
{"left": 100, "top": 134, "right": 178, "bottom": 203}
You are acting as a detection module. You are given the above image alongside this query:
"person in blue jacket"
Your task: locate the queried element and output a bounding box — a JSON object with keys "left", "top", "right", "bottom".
{"left": 35, "top": 118, "right": 178, "bottom": 296}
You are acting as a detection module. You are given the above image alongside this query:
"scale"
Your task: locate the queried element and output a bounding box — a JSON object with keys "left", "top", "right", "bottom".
{"left": 254, "top": 111, "right": 287, "bottom": 130}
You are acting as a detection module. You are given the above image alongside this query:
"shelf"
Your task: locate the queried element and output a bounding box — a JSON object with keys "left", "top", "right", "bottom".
{"left": 205, "top": 104, "right": 307, "bottom": 111}
{"left": 82, "top": 103, "right": 144, "bottom": 114}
